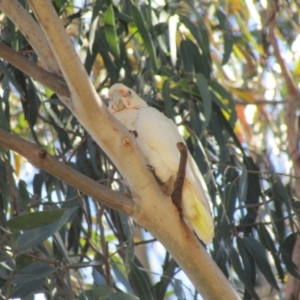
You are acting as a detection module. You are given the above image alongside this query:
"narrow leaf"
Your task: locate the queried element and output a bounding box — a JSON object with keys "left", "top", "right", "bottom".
{"left": 16, "top": 207, "right": 78, "bottom": 253}
{"left": 216, "top": 9, "right": 233, "bottom": 65}
{"left": 180, "top": 40, "right": 194, "bottom": 76}
{"left": 237, "top": 237, "right": 256, "bottom": 299}
{"left": 272, "top": 175, "right": 294, "bottom": 232}
{"left": 162, "top": 79, "right": 175, "bottom": 120}
{"left": 196, "top": 73, "right": 212, "bottom": 138}
{"left": 12, "top": 261, "right": 58, "bottom": 284}
{"left": 128, "top": 257, "right": 154, "bottom": 300}
{"left": 109, "top": 293, "right": 139, "bottom": 300}
{"left": 7, "top": 209, "right": 65, "bottom": 232}
{"left": 243, "top": 237, "right": 279, "bottom": 290}
{"left": 257, "top": 224, "right": 284, "bottom": 282}
{"left": 209, "top": 80, "right": 237, "bottom": 126}
{"left": 104, "top": 5, "right": 120, "bottom": 58}
{"left": 282, "top": 233, "right": 300, "bottom": 280}
{"left": 131, "top": 2, "right": 158, "bottom": 72}
{"left": 229, "top": 246, "right": 259, "bottom": 300}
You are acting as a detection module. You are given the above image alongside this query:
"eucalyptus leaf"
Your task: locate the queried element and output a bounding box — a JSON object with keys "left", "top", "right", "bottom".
{"left": 281, "top": 233, "right": 300, "bottom": 279}
{"left": 229, "top": 246, "right": 259, "bottom": 300}
{"left": 12, "top": 261, "right": 58, "bottom": 284}
{"left": 104, "top": 5, "right": 120, "bottom": 58}
{"left": 162, "top": 79, "right": 175, "bottom": 120}
{"left": 131, "top": 2, "right": 158, "bottom": 72}
{"left": 7, "top": 209, "right": 66, "bottom": 232}
{"left": 196, "top": 73, "right": 211, "bottom": 138}
{"left": 216, "top": 9, "right": 233, "bottom": 65}
{"left": 16, "top": 207, "right": 78, "bottom": 253}
{"left": 128, "top": 257, "right": 154, "bottom": 300}
{"left": 243, "top": 237, "right": 279, "bottom": 291}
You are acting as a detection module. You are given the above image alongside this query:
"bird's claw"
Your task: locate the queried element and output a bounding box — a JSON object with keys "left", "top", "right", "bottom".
{"left": 129, "top": 130, "right": 138, "bottom": 138}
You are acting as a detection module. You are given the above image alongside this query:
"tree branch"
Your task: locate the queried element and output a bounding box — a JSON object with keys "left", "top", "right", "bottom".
{"left": 0, "top": 0, "right": 61, "bottom": 75}
{"left": 0, "top": 129, "right": 133, "bottom": 215}
{"left": 0, "top": 1, "right": 240, "bottom": 298}
{"left": 0, "top": 42, "right": 70, "bottom": 98}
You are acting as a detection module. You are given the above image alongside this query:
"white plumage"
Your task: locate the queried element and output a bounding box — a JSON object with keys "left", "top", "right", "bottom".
{"left": 108, "top": 83, "right": 214, "bottom": 244}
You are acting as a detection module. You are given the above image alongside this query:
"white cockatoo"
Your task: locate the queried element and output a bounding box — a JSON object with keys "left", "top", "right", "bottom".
{"left": 108, "top": 83, "right": 214, "bottom": 244}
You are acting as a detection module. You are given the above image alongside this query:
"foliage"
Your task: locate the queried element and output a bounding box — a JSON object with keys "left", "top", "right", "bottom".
{"left": 0, "top": 0, "right": 299, "bottom": 299}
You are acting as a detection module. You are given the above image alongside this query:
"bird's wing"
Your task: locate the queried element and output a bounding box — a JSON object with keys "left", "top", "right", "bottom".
{"left": 135, "top": 107, "right": 184, "bottom": 183}
{"left": 135, "top": 107, "right": 214, "bottom": 243}
{"left": 135, "top": 107, "right": 210, "bottom": 198}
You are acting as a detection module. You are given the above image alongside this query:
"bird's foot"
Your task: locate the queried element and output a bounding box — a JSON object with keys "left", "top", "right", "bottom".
{"left": 171, "top": 142, "right": 188, "bottom": 219}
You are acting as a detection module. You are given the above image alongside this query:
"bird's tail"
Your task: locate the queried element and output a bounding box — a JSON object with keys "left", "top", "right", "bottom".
{"left": 183, "top": 182, "right": 214, "bottom": 244}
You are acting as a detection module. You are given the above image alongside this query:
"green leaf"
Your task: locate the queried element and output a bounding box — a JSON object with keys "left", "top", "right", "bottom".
{"left": 212, "top": 240, "right": 228, "bottom": 274}
{"left": 33, "top": 171, "right": 45, "bottom": 197}
{"left": 258, "top": 224, "right": 285, "bottom": 282}
{"left": 131, "top": 2, "right": 158, "bottom": 73}
{"left": 104, "top": 4, "right": 120, "bottom": 58}
{"left": 229, "top": 246, "right": 259, "bottom": 300}
{"left": 108, "top": 293, "right": 139, "bottom": 300}
{"left": 189, "top": 101, "right": 202, "bottom": 137}
{"left": 243, "top": 237, "right": 280, "bottom": 291}
{"left": 238, "top": 157, "right": 260, "bottom": 230}
{"left": 7, "top": 209, "right": 66, "bottom": 232}
{"left": 282, "top": 233, "right": 300, "bottom": 280}
{"left": 12, "top": 261, "right": 58, "bottom": 284}
{"left": 272, "top": 175, "right": 294, "bottom": 232}
{"left": 209, "top": 80, "right": 237, "bottom": 126}
{"left": 216, "top": 9, "right": 233, "bottom": 65}
{"left": 162, "top": 79, "right": 175, "bottom": 120}
{"left": 180, "top": 40, "right": 194, "bottom": 77}
{"left": 5, "top": 278, "right": 45, "bottom": 299}
{"left": 237, "top": 237, "right": 256, "bottom": 300}
{"left": 87, "top": 137, "right": 102, "bottom": 179}
{"left": 18, "top": 180, "right": 31, "bottom": 211}
{"left": 128, "top": 257, "right": 154, "bottom": 300}
{"left": 186, "top": 39, "right": 211, "bottom": 79}
{"left": 237, "top": 165, "right": 247, "bottom": 204}
{"left": 78, "top": 285, "right": 113, "bottom": 300}
{"left": 92, "top": 29, "right": 118, "bottom": 83}
{"left": 257, "top": 224, "right": 276, "bottom": 252}
{"left": 0, "top": 97, "right": 9, "bottom": 131}
{"left": 0, "top": 61, "right": 23, "bottom": 97}
{"left": 153, "top": 256, "right": 177, "bottom": 300}
{"left": 15, "top": 207, "right": 78, "bottom": 253}
{"left": 111, "top": 260, "right": 134, "bottom": 294}
{"left": 196, "top": 73, "right": 212, "bottom": 138}
{"left": 91, "top": 0, "right": 106, "bottom": 23}
{"left": 216, "top": 182, "right": 236, "bottom": 241}
{"left": 179, "top": 15, "right": 202, "bottom": 48}
{"left": 208, "top": 109, "right": 228, "bottom": 163}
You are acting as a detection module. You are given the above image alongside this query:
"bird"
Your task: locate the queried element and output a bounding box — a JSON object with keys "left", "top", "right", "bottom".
{"left": 108, "top": 83, "right": 214, "bottom": 244}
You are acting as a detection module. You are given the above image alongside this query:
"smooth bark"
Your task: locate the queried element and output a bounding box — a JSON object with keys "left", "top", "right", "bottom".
{"left": 0, "top": 1, "right": 240, "bottom": 298}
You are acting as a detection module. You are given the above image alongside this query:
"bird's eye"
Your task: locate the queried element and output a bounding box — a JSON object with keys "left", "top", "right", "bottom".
{"left": 127, "top": 90, "right": 132, "bottom": 97}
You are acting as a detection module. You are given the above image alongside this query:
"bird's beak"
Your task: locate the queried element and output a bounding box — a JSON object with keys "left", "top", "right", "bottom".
{"left": 111, "top": 90, "right": 126, "bottom": 111}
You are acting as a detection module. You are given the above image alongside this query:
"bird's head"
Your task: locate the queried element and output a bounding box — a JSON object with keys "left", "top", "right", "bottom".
{"left": 108, "top": 83, "right": 147, "bottom": 113}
